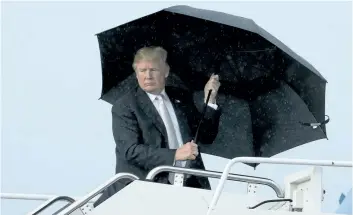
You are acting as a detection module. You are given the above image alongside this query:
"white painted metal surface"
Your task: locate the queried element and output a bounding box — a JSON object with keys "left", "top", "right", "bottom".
{"left": 90, "top": 180, "right": 252, "bottom": 215}
{"left": 284, "top": 166, "right": 324, "bottom": 213}
{"left": 80, "top": 203, "right": 94, "bottom": 215}
{"left": 2, "top": 157, "right": 351, "bottom": 215}
{"left": 207, "top": 157, "right": 352, "bottom": 214}
{"left": 173, "top": 173, "right": 184, "bottom": 187}
{"left": 89, "top": 180, "right": 340, "bottom": 215}
{"left": 247, "top": 183, "right": 258, "bottom": 206}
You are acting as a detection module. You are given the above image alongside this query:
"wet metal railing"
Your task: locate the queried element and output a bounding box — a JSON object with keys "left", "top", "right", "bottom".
{"left": 146, "top": 165, "right": 284, "bottom": 198}
{"left": 27, "top": 196, "right": 75, "bottom": 215}
{"left": 55, "top": 173, "right": 139, "bottom": 215}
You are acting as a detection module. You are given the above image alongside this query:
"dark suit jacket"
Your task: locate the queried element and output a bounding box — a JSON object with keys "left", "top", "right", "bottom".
{"left": 94, "top": 86, "right": 220, "bottom": 207}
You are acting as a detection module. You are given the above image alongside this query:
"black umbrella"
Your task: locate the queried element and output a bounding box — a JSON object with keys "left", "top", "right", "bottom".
{"left": 96, "top": 5, "right": 329, "bottom": 166}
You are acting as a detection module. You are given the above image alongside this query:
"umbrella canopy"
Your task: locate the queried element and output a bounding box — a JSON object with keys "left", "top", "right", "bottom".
{"left": 96, "top": 5, "right": 329, "bottom": 163}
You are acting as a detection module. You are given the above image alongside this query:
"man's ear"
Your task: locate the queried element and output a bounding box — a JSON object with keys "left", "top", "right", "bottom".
{"left": 165, "top": 64, "right": 170, "bottom": 78}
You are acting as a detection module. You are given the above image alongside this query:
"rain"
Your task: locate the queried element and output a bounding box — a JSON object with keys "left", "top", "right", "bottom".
{"left": 1, "top": 2, "right": 351, "bottom": 215}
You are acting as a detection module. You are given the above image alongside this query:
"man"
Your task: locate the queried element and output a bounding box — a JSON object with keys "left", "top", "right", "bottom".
{"left": 94, "top": 46, "right": 221, "bottom": 207}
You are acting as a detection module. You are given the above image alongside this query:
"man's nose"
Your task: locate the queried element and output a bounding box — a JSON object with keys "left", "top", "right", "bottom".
{"left": 145, "top": 70, "right": 153, "bottom": 78}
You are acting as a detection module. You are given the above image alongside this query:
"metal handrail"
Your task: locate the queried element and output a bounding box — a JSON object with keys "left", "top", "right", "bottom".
{"left": 52, "top": 204, "right": 72, "bottom": 215}
{"left": 1, "top": 193, "right": 99, "bottom": 203}
{"left": 248, "top": 198, "right": 293, "bottom": 209}
{"left": 27, "top": 196, "right": 75, "bottom": 215}
{"left": 146, "top": 166, "right": 284, "bottom": 198}
{"left": 56, "top": 172, "right": 139, "bottom": 215}
{"left": 207, "top": 157, "right": 353, "bottom": 215}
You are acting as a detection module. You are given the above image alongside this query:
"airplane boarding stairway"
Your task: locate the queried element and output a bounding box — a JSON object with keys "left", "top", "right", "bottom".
{"left": 1, "top": 157, "right": 352, "bottom": 215}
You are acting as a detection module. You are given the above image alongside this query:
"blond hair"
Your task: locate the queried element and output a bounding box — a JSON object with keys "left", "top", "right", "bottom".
{"left": 132, "top": 46, "right": 169, "bottom": 71}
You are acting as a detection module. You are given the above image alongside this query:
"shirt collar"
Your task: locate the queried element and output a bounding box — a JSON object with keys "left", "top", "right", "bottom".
{"left": 146, "top": 89, "right": 167, "bottom": 102}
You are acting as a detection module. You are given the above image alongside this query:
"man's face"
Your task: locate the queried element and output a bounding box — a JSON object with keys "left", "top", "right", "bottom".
{"left": 135, "top": 59, "right": 168, "bottom": 94}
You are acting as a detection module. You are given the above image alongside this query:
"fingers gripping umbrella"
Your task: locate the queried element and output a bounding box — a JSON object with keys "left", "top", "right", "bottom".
{"left": 96, "top": 5, "right": 330, "bottom": 166}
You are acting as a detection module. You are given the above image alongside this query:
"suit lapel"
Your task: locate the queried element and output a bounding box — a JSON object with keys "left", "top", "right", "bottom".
{"left": 135, "top": 87, "right": 192, "bottom": 146}
{"left": 136, "top": 88, "right": 167, "bottom": 139}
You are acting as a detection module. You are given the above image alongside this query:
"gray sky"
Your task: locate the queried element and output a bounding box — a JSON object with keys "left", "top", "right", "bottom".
{"left": 1, "top": 1, "right": 352, "bottom": 215}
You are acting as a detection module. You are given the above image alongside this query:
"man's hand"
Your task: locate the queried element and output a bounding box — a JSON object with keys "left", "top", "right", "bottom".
{"left": 175, "top": 141, "right": 199, "bottom": 161}
{"left": 204, "top": 74, "right": 220, "bottom": 104}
